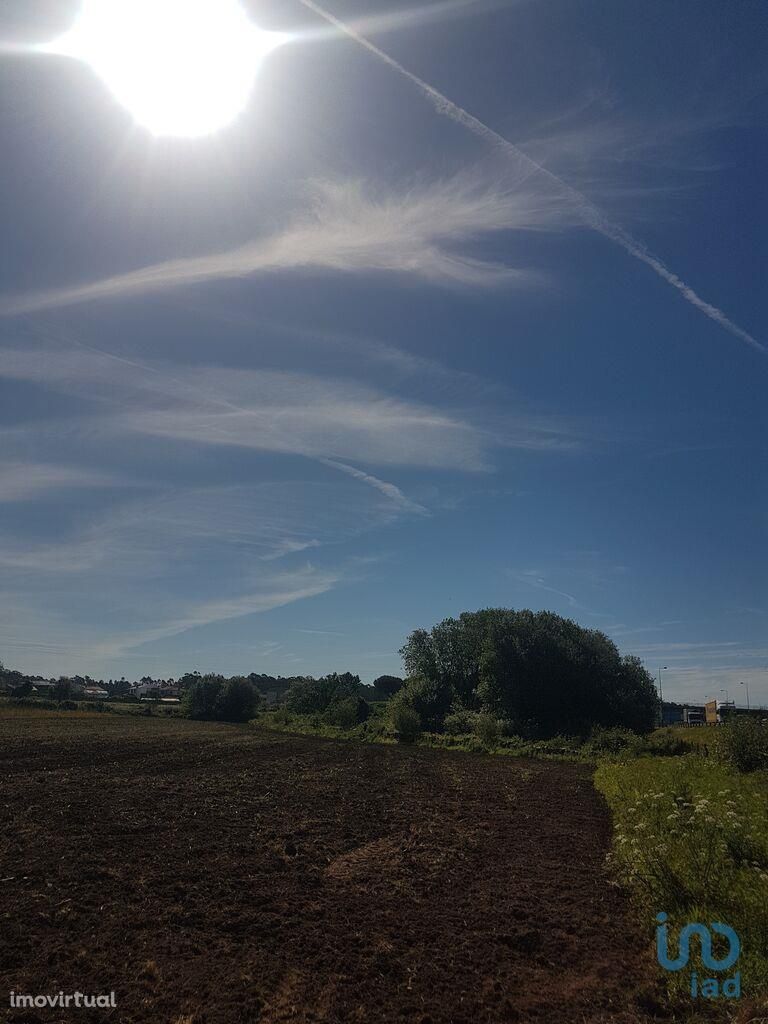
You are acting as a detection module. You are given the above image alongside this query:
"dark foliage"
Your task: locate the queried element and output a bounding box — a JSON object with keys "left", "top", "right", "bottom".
{"left": 284, "top": 672, "right": 361, "bottom": 715}
{"left": 183, "top": 674, "right": 261, "bottom": 723}
{"left": 371, "top": 675, "right": 405, "bottom": 699}
{"left": 400, "top": 609, "right": 658, "bottom": 738}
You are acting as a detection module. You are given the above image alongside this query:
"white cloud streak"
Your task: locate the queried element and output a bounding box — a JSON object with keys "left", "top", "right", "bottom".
{"left": 299, "top": 0, "right": 764, "bottom": 356}
{"left": 96, "top": 566, "right": 342, "bottom": 656}
{"left": 0, "top": 565, "right": 340, "bottom": 670}
{"left": 0, "top": 346, "right": 576, "bottom": 469}
{"left": 0, "top": 461, "right": 115, "bottom": 502}
{"left": 318, "top": 457, "right": 428, "bottom": 515}
{"left": 0, "top": 176, "right": 574, "bottom": 315}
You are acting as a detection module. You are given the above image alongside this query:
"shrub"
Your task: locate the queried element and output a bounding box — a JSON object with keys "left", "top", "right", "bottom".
{"left": 324, "top": 696, "right": 370, "bottom": 730}
{"left": 388, "top": 675, "right": 453, "bottom": 732}
{"left": 512, "top": 737, "right": 581, "bottom": 761}
{"left": 443, "top": 707, "right": 478, "bottom": 736}
{"left": 716, "top": 716, "right": 768, "bottom": 773}
{"left": 215, "top": 676, "right": 261, "bottom": 723}
{"left": 474, "top": 712, "right": 501, "bottom": 750}
{"left": 583, "top": 726, "right": 644, "bottom": 757}
{"left": 8, "top": 697, "right": 58, "bottom": 710}
{"left": 390, "top": 705, "right": 421, "bottom": 743}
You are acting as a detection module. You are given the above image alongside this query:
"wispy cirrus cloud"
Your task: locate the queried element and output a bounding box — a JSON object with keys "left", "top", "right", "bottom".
{"left": 0, "top": 345, "right": 581, "bottom": 469}
{"left": 0, "top": 480, "right": 415, "bottom": 575}
{"left": 0, "top": 461, "right": 116, "bottom": 502}
{"left": 93, "top": 564, "right": 343, "bottom": 657}
{"left": 0, "top": 175, "right": 575, "bottom": 316}
{"left": 0, "top": 564, "right": 340, "bottom": 672}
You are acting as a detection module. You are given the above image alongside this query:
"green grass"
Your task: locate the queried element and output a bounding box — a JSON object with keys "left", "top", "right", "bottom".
{"left": 253, "top": 709, "right": 589, "bottom": 759}
{"left": 595, "top": 755, "right": 768, "bottom": 1006}
{"left": 651, "top": 726, "right": 718, "bottom": 754}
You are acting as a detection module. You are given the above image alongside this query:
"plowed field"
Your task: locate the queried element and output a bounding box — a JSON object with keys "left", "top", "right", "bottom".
{"left": 0, "top": 713, "right": 664, "bottom": 1023}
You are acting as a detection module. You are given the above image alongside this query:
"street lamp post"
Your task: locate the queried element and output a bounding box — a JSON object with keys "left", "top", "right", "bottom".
{"left": 658, "top": 666, "right": 667, "bottom": 725}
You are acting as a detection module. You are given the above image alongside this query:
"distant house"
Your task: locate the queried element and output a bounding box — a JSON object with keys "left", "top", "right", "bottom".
{"left": 130, "top": 681, "right": 181, "bottom": 699}
{"left": 31, "top": 681, "right": 55, "bottom": 697}
{"left": 82, "top": 686, "right": 109, "bottom": 700}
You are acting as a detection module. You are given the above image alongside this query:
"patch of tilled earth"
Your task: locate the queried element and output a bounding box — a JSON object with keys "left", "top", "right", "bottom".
{"left": 1, "top": 717, "right": 665, "bottom": 1023}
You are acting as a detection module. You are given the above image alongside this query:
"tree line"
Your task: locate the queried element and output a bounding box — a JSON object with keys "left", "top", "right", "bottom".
{"left": 2, "top": 608, "right": 659, "bottom": 735}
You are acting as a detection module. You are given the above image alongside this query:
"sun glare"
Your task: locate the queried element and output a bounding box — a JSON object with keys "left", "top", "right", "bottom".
{"left": 44, "top": 0, "right": 287, "bottom": 137}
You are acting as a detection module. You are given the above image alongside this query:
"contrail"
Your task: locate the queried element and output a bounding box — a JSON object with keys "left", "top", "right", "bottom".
{"left": 318, "top": 457, "right": 428, "bottom": 515}
{"left": 299, "top": 0, "right": 764, "bottom": 356}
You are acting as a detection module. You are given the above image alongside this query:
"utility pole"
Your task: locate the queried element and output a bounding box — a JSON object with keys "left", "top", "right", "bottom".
{"left": 657, "top": 666, "right": 667, "bottom": 726}
{"left": 740, "top": 680, "right": 750, "bottom": 710}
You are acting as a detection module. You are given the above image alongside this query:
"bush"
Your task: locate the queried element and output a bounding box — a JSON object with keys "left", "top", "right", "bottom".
{"left": 501, "top": 735, "right": 583, "bottom": 758}
{"left": 390, "top": 705, "right": 421, "bottom": 743}
{"left": 582, "top": 726, "right": 644, "bottom": 757}
{"left": 8, "top": 697, "right": 58, "bottom": 710}
{"left": 388, "top": 675, "right": 453, "bottom": 732}
{"left": 215, "top": 676, "right": 261, "bottom": 723}
{"left": 443, "top": 707, "right": 478, "bottom": 736}
{"left": 716, "top": 716, "right": 768, "bottom": 773}
{"left": 474, "top": 712, "right": 501, "bottom": 750}
{"left": 324, "top": 696, "right": 370, "bottom": 730}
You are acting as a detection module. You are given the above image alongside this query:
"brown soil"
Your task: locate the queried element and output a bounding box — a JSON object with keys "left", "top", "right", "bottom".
{"left": 0, "top": 714, "right": 666, "bottom": 1023}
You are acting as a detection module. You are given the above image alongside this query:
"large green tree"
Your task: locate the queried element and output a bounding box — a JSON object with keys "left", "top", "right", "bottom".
{"left": 399, "top": 609, "right": 658, "bottom": 737}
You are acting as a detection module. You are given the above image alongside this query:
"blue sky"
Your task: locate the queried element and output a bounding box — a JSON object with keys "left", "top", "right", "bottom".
{"left": 0, "top": 0, "right": 766, "bottom": 704}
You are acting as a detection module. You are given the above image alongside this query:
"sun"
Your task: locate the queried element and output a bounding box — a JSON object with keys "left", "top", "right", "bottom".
{"left": 43, "top": 0, "right": 288, "bottom": 138}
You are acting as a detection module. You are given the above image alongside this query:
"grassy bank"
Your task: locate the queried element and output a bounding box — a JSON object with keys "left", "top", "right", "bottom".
{"left": 595, "top": 755, "right": 768, "bottom": 1005}
{"left": 253, "top": 707, "right": 594, "bottom": 759}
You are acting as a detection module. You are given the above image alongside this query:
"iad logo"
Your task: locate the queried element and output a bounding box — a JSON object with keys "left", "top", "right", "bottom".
{"left": 656, "top": 912, "right": 741, "bottom": 1000}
